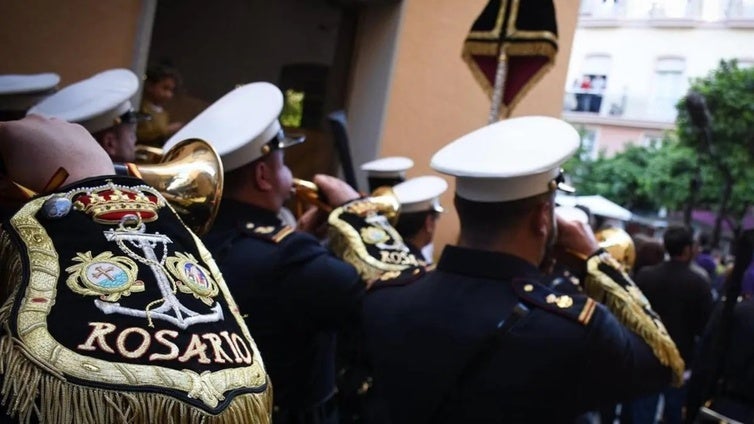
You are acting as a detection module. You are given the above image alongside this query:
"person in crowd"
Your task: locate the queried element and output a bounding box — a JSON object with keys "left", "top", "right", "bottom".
{"left": 136, "top": 63, "right": 183, "bottom": 148}
{"left": 360, "top": 156, "right": 413, "bottom": 193}
{"left": 686, "top": 230, "right": 754, "bottom": 423}
{"left": 695, "top": 232, "right": 718, "bottom": 282}
{"left": 162, "top": 81, "right": 420, "bottom": 424}
{"left": 632, "top": 225, "right": 714, "bottom": 424}
{"left": 633, "top": 233, "right": 666, "bottom": 277}
{"left": 362, "top": 116, "right": 684, "bottom": 423}
{"left": 27, "top": 68, "right": 149, "bottom": 163}
{"left": 0, "top": 72, "right": 59, "bottom": 121}
{"left": 392, "top": 175, "right": 448, "bottom": 266}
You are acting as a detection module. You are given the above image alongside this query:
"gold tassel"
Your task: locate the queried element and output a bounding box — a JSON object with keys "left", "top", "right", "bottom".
{"left": 583, "top": 254, "right": 685, "bottom": 386}
{"left": 0, "top": 339, "right": 273, "bottom": 424}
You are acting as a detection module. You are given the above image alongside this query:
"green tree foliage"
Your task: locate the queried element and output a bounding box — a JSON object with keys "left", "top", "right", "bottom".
{"left": 675, "top": 60, "right": 754, "bottom": 222}
{"left": 565, "top": 60, "right": 754, "bottom": 241}
{"left": 564, "top": 141, "right": 658, "bottom": 212}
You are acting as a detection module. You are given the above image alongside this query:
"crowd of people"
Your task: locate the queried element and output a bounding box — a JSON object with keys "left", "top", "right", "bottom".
{"left": 0, "top": 67, "right": 750, "bottom": 424}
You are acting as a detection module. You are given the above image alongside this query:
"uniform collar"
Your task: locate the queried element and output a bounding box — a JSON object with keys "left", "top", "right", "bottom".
{"left": 436, "top": 245, "right": 541, "bottom": 281}
{"left": 217, "top": 198, "right": 281, "bottom": 227}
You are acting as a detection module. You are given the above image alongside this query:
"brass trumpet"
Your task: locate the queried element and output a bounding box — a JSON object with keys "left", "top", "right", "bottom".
{"left": 130, "top": 138, "right": 224, "bottom": 236}
{"left": 134, "top": 145, "right": 165, "bottom": 164}
{"left": 290, "top": 178, "right": 401, "bottom": 224}
{"left": 0, "top": 139, "right": 223, "bottom": 237}
{"left": 595, "top": 227, "right": 636, "bottom": 273}
{"left": 291, "top": 178, "right": 333, "bottom": 214}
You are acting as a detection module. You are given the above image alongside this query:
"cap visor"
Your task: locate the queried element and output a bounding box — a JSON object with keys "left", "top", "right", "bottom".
{"left": 557, "top": 182, "right": 576, "bottom": 194}
{"left": 280, "top": 133, "right": 305, "bottom": 149}
{"left": 122, "top": 110, "right": 152, "bottom": 123}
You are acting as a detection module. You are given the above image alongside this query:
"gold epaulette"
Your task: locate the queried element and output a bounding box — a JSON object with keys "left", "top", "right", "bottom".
{"left": 240, "top": 221, "right": 294, "bottom": 243}
{"left": 511, "top": 279, "right": 596, "bottom": 326}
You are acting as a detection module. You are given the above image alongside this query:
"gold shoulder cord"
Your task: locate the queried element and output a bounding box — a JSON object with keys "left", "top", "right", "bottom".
{"left": 583, "top": 252, "right": 685, "bottom": 386}
{"left": 0, "top": 195, "right": 272, "bottom": 424}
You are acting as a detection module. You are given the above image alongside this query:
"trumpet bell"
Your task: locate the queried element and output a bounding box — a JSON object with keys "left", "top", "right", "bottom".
{"left": 135, "top": 138, "right": 224, "bottom": 236}
{"left": 369, "top": 185, "right": 401, "bottom": 225}
{"left": 134, "top": 145, "right": 165, "bottom": 164}
{"left": 595, "top": 227, "right": 636, "bottom": 273}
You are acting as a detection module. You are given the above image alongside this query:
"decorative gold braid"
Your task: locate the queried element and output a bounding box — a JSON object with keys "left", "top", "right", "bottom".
{"left": 327, "top": 201, "right": 418, "bottom": 284}
{"left": 0, "top": 333, "right": 273, "bottom": 424}
{"left": 583, "top": 254, "right": 685, "bottom": 386}
{"left": 0, "top": 198, "right": 273, "bottom": 423}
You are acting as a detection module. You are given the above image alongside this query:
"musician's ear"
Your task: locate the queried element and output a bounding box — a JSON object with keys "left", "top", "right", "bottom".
{"left": 530, "top": 199, "right": 552, "bottom": 238}
{"left": 253, "top": 158, "right": 273, "bottom": 191}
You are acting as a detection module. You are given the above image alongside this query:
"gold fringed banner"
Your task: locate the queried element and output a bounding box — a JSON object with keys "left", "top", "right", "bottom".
{"left": 0, "top": 207, "right": 273, "bottom": 424}
{"left": 582, "top": 252, "right": 685, "bottom": 386}
{"left": 462, "top": 0, "right": 559, "bottom": 118}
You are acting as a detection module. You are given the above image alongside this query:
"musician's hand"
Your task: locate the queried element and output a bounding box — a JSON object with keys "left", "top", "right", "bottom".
{"left": 555, "top": 215, "right": 600, "bottom": 259}
{"left": 0, "top": 115, "right": 115, "bottom": 192}
{"left": 297, "top": 205, "right": 329, "bottom": 238}
{"left": 313, "top": 174, "right": 360, "bottom": 207}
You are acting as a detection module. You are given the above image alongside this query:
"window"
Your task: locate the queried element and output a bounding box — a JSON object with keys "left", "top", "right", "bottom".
{"left": 738, "top": 58, "right": 754, "bottom": 68}
{"left": 573, "top": 54, "right": 612, "bottom": 113}
{"left": 642, "top": 133, "right": 664, "bottom": 148}
{"left": 280, "top": 89, "right": 305, "bottom": 128}
{"left": 581, "top": 0, "right": 623, "bottom": 17}
{"left": 727, "top": 0, "right": 754, "bottom": 18}
{"left": 278, "top": 63, "right": 329, "bottom": 129}
{"left": 649, "top": 56, "right": 686, "bottom": 121}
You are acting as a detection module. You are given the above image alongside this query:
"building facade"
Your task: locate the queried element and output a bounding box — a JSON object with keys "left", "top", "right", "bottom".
{"left": 563, "top": 0, "right": 754, "bottom": 158}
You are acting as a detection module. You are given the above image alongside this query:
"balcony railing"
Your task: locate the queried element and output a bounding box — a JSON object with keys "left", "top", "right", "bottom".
{"left": 563, "top": 89, "right": 679, "bottom": 124}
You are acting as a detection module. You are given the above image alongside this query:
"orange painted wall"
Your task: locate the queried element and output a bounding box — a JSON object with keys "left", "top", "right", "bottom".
{"left": 0, "top": 0, "right": 141, "bottom": 85}
{"left": 380, "top": 0, "right": 582, "bottom": 254}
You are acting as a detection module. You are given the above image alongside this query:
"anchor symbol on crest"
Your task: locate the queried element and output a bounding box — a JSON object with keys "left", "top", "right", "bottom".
{"left": 76, "top": 214, "right": 224, "bottom": 329}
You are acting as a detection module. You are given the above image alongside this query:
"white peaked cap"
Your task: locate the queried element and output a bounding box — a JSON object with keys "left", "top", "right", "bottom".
{"left": 27, "top": 69, "right": 144, "bottom": 133}
{"left": 431, "top": 116, "right": 579, "bottom": 202}
{"left": 360, "top": 156, "right": 414, "bottom": 178}
{"left": 0, "top": 73, "right": 60, "bottom": 111}
{"left": 164, "top": 82, "right": 304, "bottom": 172}
{"left": 393, "top": 176, "right": 448, "bottom": 213}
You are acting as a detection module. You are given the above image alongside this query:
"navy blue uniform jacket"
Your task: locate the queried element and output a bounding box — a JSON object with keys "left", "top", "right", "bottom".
{"left": 203, "top": 199, "right": 364, "bottom": 412}
{"left": 363, "top": 246, "right": 672, "bottom": 423}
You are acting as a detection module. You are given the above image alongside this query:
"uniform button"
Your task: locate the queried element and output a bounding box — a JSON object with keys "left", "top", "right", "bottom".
{"left": 524, "top": 284, "right": 534, "bottom": 292}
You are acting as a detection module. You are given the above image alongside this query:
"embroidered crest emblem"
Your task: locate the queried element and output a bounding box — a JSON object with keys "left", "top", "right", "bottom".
{"left": 361, "top": 226, "right": 390, "bottom": 244}
{"left": 66, "top": 251, "right": 142, "bottom": 302}
{"left": 166, "top": 252, "right": 219, "bottom": 306}
{"left": 67, "top": 214, "right": 225, "bottom": 329}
